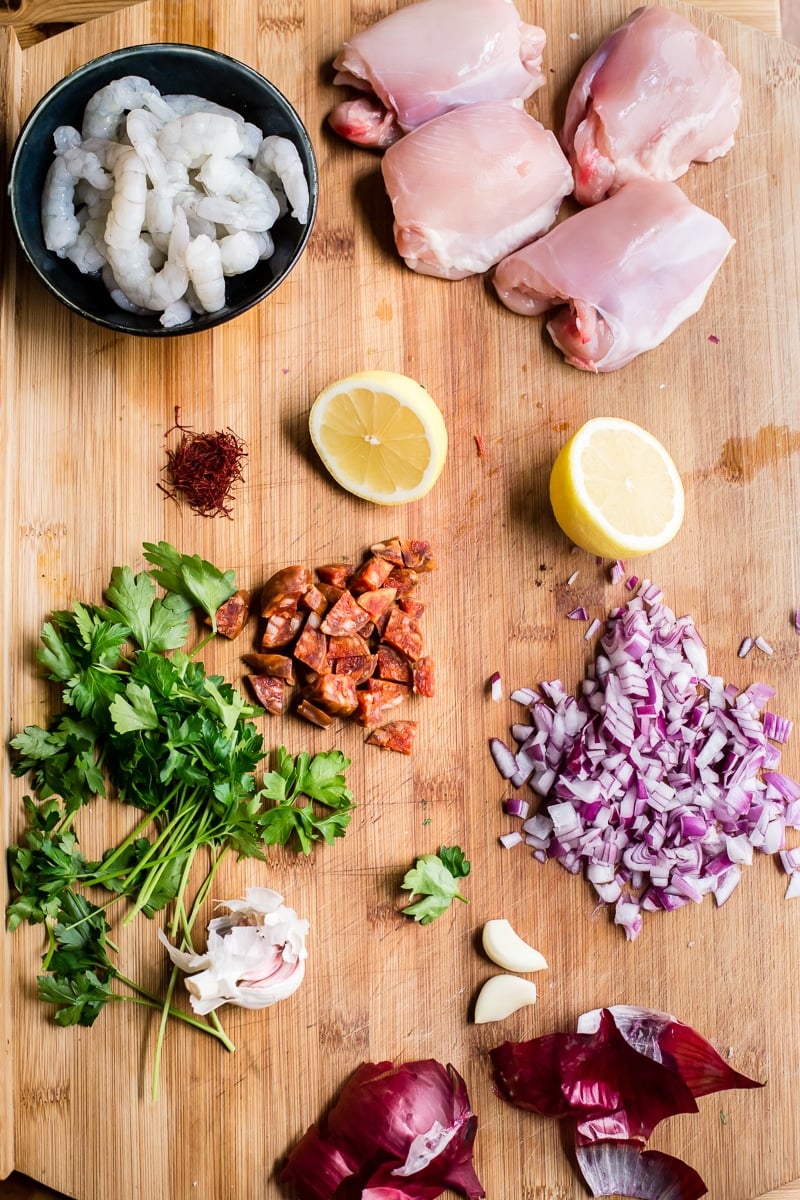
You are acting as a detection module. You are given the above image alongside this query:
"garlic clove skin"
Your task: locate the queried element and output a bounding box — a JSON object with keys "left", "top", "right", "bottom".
{"left": 474, "top": 974, "right": 537, "bottom": 1023}
{"left": 482, "top": 918, "right": 548, "bottom": 973}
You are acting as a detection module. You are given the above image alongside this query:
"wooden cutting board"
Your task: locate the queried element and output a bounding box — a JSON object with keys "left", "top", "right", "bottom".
{"left": 2, "top": 2, "right": 800, "bottom": 1199}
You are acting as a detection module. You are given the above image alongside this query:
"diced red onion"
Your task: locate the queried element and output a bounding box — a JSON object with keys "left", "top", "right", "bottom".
{"left": 490, "top": 671, "right": 503, "bottom": 702}
{"left": 499, "top": 830, "right": 523, "bottom": 849}
{"left": 625, "top": 575, "right": 639, "bottom": 591}
{"left": 737, "top": 636, "right": 753, "bottom": 658}
{"left": 567, "top": 607, "right": 589, "bottom": 621}
{"left": 795, "top": 608, "right": 800, "bottom": 634}
{"left": 786, "top": 873, "right": 800, "bottom": 899}
{"left": 584, "top": 618, "right": 601, "bottom": 640}
{"left": 504, "top": 797, "right": 530, "bottom": 820}
{"left": 754, "top": 635, "right": 774, "bottom": 655}
{"left": 566, "top": 570, "right": 580, "bottom": 586}
{"left": 610, "top": 560, "right": 626, "bottom": 585}
{"left": 763, "top": 711, "right": 793, "bottom": 744}
{"left": 490, "top": 583, "right": 800, "bottom": 937}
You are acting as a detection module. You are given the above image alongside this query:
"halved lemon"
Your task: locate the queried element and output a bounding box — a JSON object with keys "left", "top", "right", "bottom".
{"left": 309, "top": 370, "right": 448, "bottom": 505}
{"left": 549, "top": 417, "right": 685, "bottom": 559}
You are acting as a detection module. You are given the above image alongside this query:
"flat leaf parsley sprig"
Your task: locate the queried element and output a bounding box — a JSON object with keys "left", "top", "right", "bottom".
{"left": 401, "top": 845, "right": 471, "bottom": 924}
{"left": 6, "top": 542, "right": 355, "bottom": 1094}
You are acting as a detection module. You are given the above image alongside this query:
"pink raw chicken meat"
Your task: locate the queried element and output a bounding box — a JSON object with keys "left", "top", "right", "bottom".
{"left": 492, "top": 179, "right": 734, "bottom": 372}
{"left": 329, "top": 0, "right": 546, "bottom": 148}
{"left": 381, "top": 102, "right": 573, "bottom": 280}
{"left": 562, "top": 5, "right": 742, "bottom": 206}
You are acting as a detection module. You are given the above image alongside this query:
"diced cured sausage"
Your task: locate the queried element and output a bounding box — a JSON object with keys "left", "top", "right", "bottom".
{"left": 321, "top": 590, "right": 372, "bottom": 636}
{"left": 382, "top": 607, "right": 424, "bottom": 662}
{"left": 365, "top": 678, "right": 410, "bottom": 709}
{"left": 356, "top": 586, "right": 397, "bottom": 625}
{"left": 386, "top": 567, "right": 418, "bottom": 597}
{"left": 300, "top": 583, "right": 329, "bottom": 615}
{"left": 261, "top": 611, "right": 304, "bottom": 649}
{"left": 293, "top": 623, "right": 329, "bottom": 673}
{"left": 366, "top": 720, "right": 417, "bottom": 755}
{"left": 297, "top": 699, "right": 334, "bottom": 728}
{"left": 400, "top": 539, "right": 436, "bottom": 571}
{"left": 241, "top": 652, "right": 295, "bottom": 681}
{"left": 412, "top": 656, "right": 435, "bottom": 698}
{"left": 212, "top": 589, "right": 251, "bottom": 640}
{"left": 246, "top": 674, "right": 285, "bottom": 715}
{"left": 260, "top": 565, "right": 312, "bottom": 618}
{"left": 327, "top": 632, "right": 372, "bottom": 660}
{"left": 349, "top": 554, "right": 396, "bottom": 594}
{"left": 370, "top": 538, "right": 405, "bottom": 567}
{"left": 377, "top": 644, "right": 414, "bottom": 685}
{"left": 333, "top": 654, "right": 376, "bottom": 685}
{"left": 399, "top": 596, "right": 425, "bottom": 619}
{"left": 316, "top": 563, "right": 354, "bottom": 588}
{"left": 303, "top": 673, "right": 359, "bottom": 717}
{"left": 355, "top": 689, "right": 385, "bottom": 728}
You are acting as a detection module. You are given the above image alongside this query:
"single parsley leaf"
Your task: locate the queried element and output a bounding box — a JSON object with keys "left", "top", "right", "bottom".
{"left": 401, "top": 845, "right": 471, "bottom": 925}
{"left": 142, "top": 541, "right": 236, "bottom": 631}
{"left": 38, "top": 970, "right": 115, "bottom": 1027}
{"left": 37, "top": 621, "right": 78, "bottom": 682}
{"left": 109, "top": 682, "right": 159, "bottom": 733}
{"left": 257, "top": 747, "right": 354, "bottom": 854}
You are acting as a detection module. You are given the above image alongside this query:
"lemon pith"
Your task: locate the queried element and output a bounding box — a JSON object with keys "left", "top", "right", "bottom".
{"left": 549, "top": 417, "right": 685, "bottom": 559}
{"left": 309, "top": 370, "right": 448, "bottom": 505}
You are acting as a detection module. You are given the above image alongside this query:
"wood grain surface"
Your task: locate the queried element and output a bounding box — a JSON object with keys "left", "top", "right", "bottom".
{"left": 2, "top": 2, "right": 800, "bottom": 1200}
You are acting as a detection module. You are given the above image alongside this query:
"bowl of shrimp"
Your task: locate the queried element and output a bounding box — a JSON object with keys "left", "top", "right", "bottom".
{"left": 8, "top": 43, "right": 319, "bottom": 335}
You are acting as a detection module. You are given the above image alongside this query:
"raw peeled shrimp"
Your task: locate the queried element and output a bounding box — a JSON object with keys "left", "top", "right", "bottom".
{"left": 184, "top": 234, "right": 226, "bottom": 312}
{"left": 106, "top": 205, "right": 190, "bottom": 312}
{"left": 125, "top": 108, "right": 169, "bottom": 184}
{"left": 254, "top": 135, "right": 309, "bottom": 223}
{"left": 195, "top": 154, "right": 280, "bottom": 231}
{"left": 219, "top": 229, "right": 274, "bottom": 275}
{"left": 82, "top": 75, "right": 173, "bottom": 140}
{"left": 41, "top": 125, "right": 112, "bottom": 254}
{"left": 161, "top": 94, "right": 264, "bottom": 157}
{"left": 104, "top": 146, "right": 148, "bottom": 251}
{"left": 156, "top": 112, "right": 244, "bottom": 169}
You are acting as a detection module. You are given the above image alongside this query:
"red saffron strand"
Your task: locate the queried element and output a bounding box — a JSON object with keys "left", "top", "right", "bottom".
{"left": 161, "top": 407, "right": 247, "bottom": 519}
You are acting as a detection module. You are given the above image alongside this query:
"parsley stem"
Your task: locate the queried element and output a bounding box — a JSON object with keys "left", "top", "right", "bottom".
{"left": 113, "top": 979, "right": 235, "bottom": 1052}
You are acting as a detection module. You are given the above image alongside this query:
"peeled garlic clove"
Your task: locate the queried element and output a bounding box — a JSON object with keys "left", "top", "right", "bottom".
{"left": 482, "top": 918, "right": 548, "bottom": 973}
{"left": 474, "top": 974, "right": 537, "bottom": 1023}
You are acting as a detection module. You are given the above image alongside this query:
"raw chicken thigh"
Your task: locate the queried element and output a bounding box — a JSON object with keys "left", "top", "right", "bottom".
{"left": 562, "top": 5, "right": 742, "bottom": 205}
{"left": 381, "top": 102, "right": 573, "bottom": 280}
{"left": 330, "top": 0, "right": 547, "bottom": 148}
{"left": 493, "top": 179, "right": 734, "bottom": 372}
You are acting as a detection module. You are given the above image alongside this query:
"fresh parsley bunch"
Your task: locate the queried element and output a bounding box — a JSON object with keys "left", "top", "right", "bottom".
{"left": 6, "top": 542, "right": 354, "bottom": 1092}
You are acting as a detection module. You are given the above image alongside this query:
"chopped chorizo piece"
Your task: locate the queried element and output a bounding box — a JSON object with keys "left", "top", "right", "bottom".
{"left": 245, "top": 674, "right": 285, "bottom": 715}
{"left": 334, "top": 654, "right": 376, "bottom": 685}
{"left": 356, "top": 586, "right": 397, "bottom": 626}
{"left": 386, "top": 567, "right": 418, "bottom": 597}
{"left": 370, "top": 538, "right": 405, "bottom": 567}
{"left": 355, "top": 689, "right": 384, "bottom": 728}
{"left": 300, "top": 583, "right": 329, "bottom": 615}
{"left": 294, "top": 623, "right": 329, "bottom": 673}
{"left": 365, "top": 678, "right": 411, "bottom": 709}
{"left": 302, "top": 673, "right": 359, "bottom": 717}
{"left": 377, "top": 644, "right": 414, "bottom": 685}
{"left": 320, "top": 590, "right": 372, "bottom": 636}
{"left": 327, "top": 632, "right": 372, "bottom": 660}
{"left": 349, "top": 554, "right": 396, "bottom": 595}
{"left": 382, "top": 606, "right": 424, "bottom": 662}
{"left": 297, "top": 698, "right": 334, "bottom": 728}
{"left": 317, "top": 582, "right": 345, "bottom": 607}
{"left": 210, "top": 589, "right": 251, "bottom": 640}
{"left": 260, "top": 611, "right": 304, "bottom": 650}
{"left": 260, "top": 565, "right": 312, "bottom": 618}
{"left": 412, "top": 656, "right": 436, "bottom": 698}
{"left": 366, "top": 720, "right": 417, "bottom": 755}
{"left": 399, "top": 596, "right": 425, "bottom": 619}
{"left": 241, "top": 652, "right": 295, "bottom": 682}
{"left": 316, "top": 563, "right": 354, "bottom": 588}
{"left": 400, "top": 539, "right": 436, "bottom": 571}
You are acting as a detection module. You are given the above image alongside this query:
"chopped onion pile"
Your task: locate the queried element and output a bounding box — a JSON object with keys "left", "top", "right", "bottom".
{"left": 280, "top": 1058, "right": 485, "bottom": 1200}
{"left": 491, "top": 581, "right": 800, "bottom": 937}
{"left": 490, "top": 1005, "right": 763, "bottom": 1200}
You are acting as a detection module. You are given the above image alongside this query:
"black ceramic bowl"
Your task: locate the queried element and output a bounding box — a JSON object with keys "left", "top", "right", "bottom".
{"left": 8, "top": 43, "right": 319, "bottom": 336}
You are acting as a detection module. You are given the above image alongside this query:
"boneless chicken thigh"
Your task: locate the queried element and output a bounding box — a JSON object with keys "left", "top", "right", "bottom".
{"left": 330, "top": 0, "right": 546, "bottom": 148}
{"left": 381, "top": 102, "right": 573, "bottom": 280}
{"left": 562, "top": 5, "right": 742, "bottom": 205}
{"left": 493, "top": 179, "right": 734, "bottom": 372}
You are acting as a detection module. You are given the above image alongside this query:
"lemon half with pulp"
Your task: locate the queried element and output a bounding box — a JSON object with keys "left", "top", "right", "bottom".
{"left": 549, "top": 417, "right": 685, "bottom": 559}
{"left": 309, "top": 370, "right": 448, "bottom": 505}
